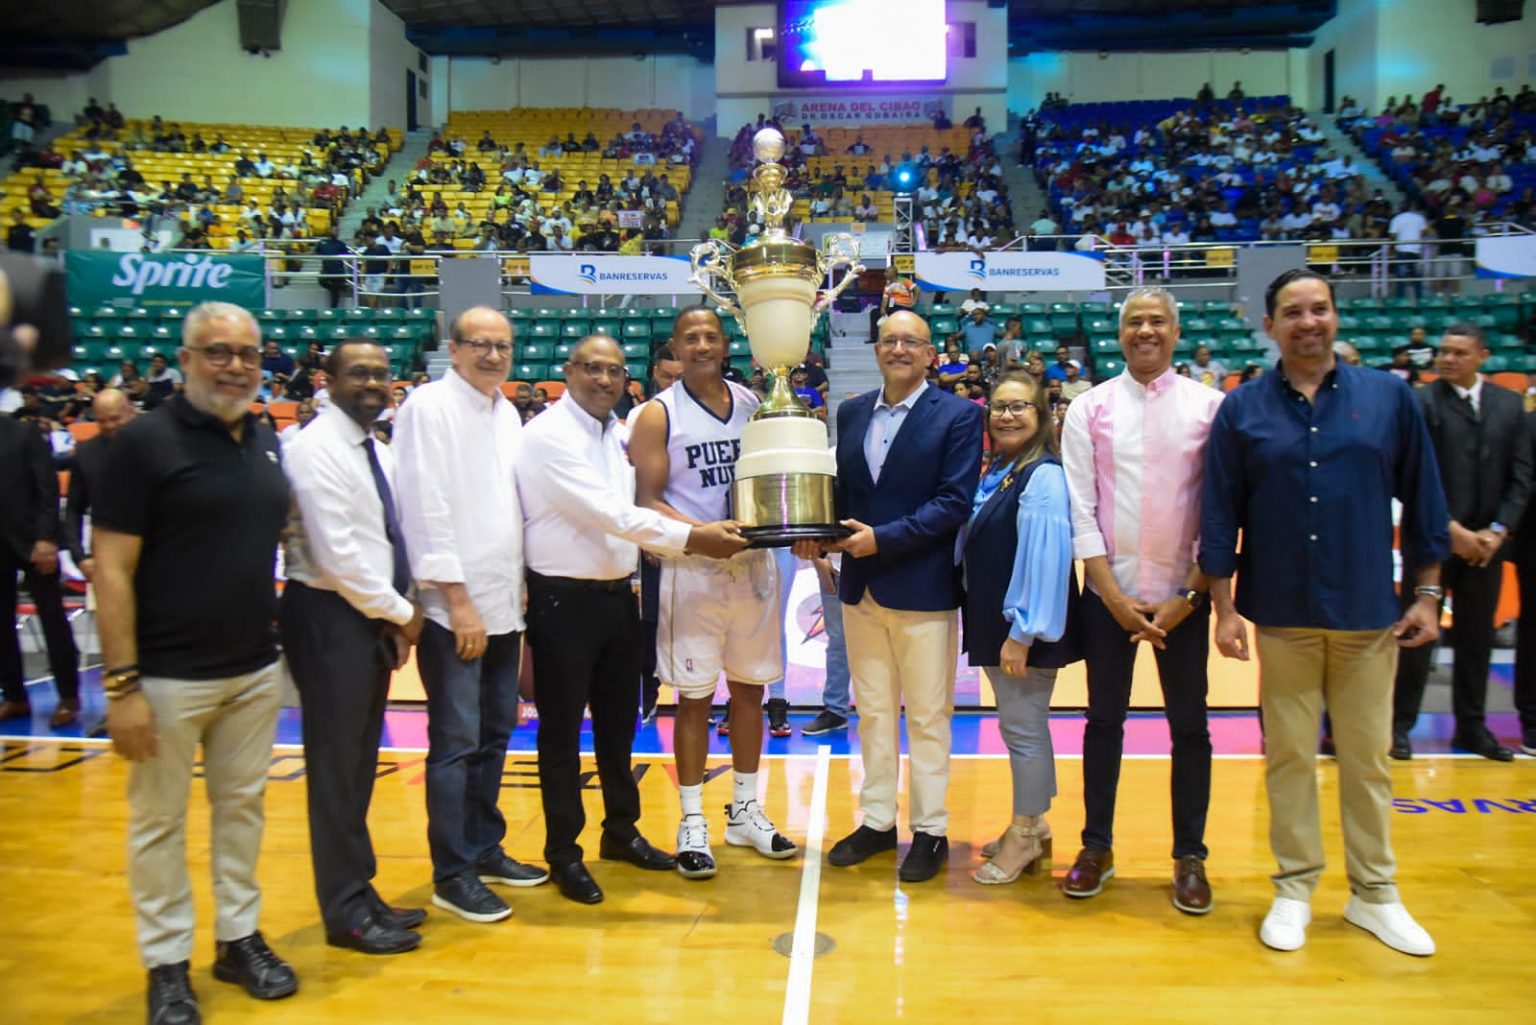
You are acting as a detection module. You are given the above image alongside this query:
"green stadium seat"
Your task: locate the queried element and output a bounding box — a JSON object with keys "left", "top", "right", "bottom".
{"left": 266, "top": 325, "right": 290, "bottom": 342}
{"left": 621, "top": 321, "right": 652, "bottom": 339}
{"left": 592, "top": 317, "right": 620, "bottom": 338}
{"left": 560, "top": 320, "right": 590, "bottom": 338}
{"left": 316, "top": 308, "right": 346, "bottom": 322}
{"left": 1096, "top": 358, "right": 1125, "bottom": 379}
{"left": 328, "top": 325, "right": 352, "bottom": 341}
{"left": 514, "top": 363, "right": 549, "bottom": 382}
{"left": 527, "top": 322, "right": 557, "bottom": 339}
{"left": 374, "top": 307, "right": 403, "bottom": 321}
{"left": 931, "top": 317, "right": 958, "bottom": 337}
{"left": 1020, "top": 303, "right": 1046, "bottom": 316}
{"left": 521, "top": 342, "right": 554, "bottom": 362}
{"left": 929, "top": 303, "right": 955, "bottom": 316}
{"left": 626, "top": 361, "right": 647, "bottom": 381}
{"left": 506, "top": 308, "right": 533, "bottom": 322}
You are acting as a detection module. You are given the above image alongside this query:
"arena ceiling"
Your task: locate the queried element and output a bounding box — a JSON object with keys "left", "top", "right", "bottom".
{"left": 3, "top": 0, "right": 1339, "bottom": 68}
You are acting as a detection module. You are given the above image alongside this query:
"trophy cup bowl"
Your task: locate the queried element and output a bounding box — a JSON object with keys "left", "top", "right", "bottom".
{"left": 688, "top": 129, "right": 864, "bottom": 547}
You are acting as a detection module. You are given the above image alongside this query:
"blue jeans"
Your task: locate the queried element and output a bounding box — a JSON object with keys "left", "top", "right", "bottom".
{"left": 821, "top": 590, "right": 851, "bottom": 718}
{"left": 418, "top": 621, "right": 521, "bottom": 882}
{"left": 766, "top": 547, "right": 796, "bottom": 702}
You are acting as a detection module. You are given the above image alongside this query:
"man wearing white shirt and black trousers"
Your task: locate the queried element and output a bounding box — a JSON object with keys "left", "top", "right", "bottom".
{"left": 517, "top": 336, "right": 748, "bottom": 904}
{"left": 282, "top": 340, "right": 427, "bottom": 954}
{"left": 394, "top": 307, "right": 548, "bottom": 924}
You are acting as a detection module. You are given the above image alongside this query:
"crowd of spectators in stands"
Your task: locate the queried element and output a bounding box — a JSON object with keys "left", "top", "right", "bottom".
{"left": 5, "top": 99, "right": 388, "bottom": 248}
{"left": 1027, "top": 81, "right": 1534, "bottom": 281}
{"left": 716, "top": 111, "right": 1012, "bottom": 250}
{"left": 1339, "top": 84, "right": 1536, "bottom": 229}
{"left": 391, "top": 113, "right": 695, "bottom": 254}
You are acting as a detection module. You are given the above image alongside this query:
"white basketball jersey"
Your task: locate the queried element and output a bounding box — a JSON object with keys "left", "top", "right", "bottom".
{"left": 655, "top": 379, "right": 759, "bottom": 523}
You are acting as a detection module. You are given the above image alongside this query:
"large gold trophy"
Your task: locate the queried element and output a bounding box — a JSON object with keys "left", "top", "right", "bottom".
{"left": 690, "top": 127, "right": 864, "bottom": 547}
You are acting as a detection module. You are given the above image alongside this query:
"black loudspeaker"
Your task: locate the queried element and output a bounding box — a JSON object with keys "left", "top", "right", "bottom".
{"left": 1476, "top": 0, "right": 1525, "bottom": 23}
{"left": 237, "top": 0, "right": 286, "bottom": 53}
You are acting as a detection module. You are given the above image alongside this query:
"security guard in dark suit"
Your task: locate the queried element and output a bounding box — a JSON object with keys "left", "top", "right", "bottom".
{"left": 0, "top": 412, "right": 80, "bottom": 725}
{"left": 1393, "top": 324, "right": 1530, "bottom": 761}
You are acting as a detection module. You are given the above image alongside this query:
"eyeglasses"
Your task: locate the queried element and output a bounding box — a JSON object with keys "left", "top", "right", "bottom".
{"left": 988, "top": 401, "right": 1039, "bottom": 417}
{"left": 572, "top": 361, "right": 628, "bottom": 380}
{"left": 875, "top": 336, "right": 930, "bottom": 351}
{"left": 457, "top": 338, "right": 513, "bottom": 358}
{"left": 185, "top": 344, "right": 262, "bottom": 369}
{"left": 343, "top": 366, "right": 394, "bottom": 384}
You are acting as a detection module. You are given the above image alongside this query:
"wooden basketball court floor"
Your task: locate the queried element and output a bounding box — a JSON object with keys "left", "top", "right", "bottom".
{"left": 2, "top": 731, "right": 1532, "bottom": 1025}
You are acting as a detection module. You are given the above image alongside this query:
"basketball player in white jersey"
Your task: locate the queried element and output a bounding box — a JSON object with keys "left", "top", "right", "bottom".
{"left": 629, "top": 306, "right": 798, "bottom": 878}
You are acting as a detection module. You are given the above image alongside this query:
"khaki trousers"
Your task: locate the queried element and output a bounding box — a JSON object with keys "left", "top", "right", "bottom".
{"left": 842, "top": 595, "right": 958, "bottom": 835}
{"left": 1255, "top": 627, "right": 1400, "bottom": 905}
{"left": 127, "top": 662, "right": 283, "bottom": 967}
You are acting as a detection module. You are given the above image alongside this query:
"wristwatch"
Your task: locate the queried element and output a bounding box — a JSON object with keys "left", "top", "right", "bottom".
{"left": 1182, "top": 588, "right": 1205, "bottom": 609}
{"left": 103, "top": 664, "right": 142, "bottom": 700}
{"left": 1490, "top": 522, "right": 1508, "bottom": 537}
{"left": 1414, "top": 585, "right": 1445, "bottom": 603}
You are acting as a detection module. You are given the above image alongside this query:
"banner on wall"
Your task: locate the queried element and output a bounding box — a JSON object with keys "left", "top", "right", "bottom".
{"left": 1476, "top": 235, "right": 1536, "bottom": 279}
{"left": 770, "top": 94, "right": 948, "bottom": 126}
{"left": 914, "top": 251, "right": 1106, "bottom": 292}
{"left": 529, "top": 254, "right": 701, "bottom": 295}
{"left": 67, "top": 251, "right": 266, "bottom": 309}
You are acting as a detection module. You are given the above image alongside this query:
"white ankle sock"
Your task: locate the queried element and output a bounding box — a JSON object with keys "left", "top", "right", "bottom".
{"left": 733, "top": 771, "right": 758, "bottom": 806}
{"left": 680, "top": 783, "right": 703, "bottom": 818}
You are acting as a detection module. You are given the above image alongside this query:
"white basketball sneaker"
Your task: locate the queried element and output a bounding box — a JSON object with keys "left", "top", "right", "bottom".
{"left": 1343, "top": 896, "right": 1436, "bottom": 956}
{"left": 675, "top": 814, "right": 717, "bottom": 880}
{"left": 724, "top": 800, "right": 798, "bottom": 860}
{"left": 1259, "top": 897, "right": 1312, "bottom": 951}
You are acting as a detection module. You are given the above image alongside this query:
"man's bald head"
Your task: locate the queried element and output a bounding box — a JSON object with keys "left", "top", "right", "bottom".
{"left": 93, "top": 388, "right": 133, "bottom": 436}
{"left": 571, "top": 334, "right": 623, "bottom": 364}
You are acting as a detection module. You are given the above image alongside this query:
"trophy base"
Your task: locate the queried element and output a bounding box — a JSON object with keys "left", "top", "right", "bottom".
{"left": 741, "top": 523, "right": 853, "bottom": 549}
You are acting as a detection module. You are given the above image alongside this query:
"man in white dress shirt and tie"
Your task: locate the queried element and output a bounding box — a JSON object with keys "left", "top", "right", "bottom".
{"left": 282, "top": 339, "right": 427, "bottom": 954}
{"left": 393, "top": 307, "right": 548, "bottom": 924}
{"left": 516, "top": 335, "right": 748, "bottom": 904}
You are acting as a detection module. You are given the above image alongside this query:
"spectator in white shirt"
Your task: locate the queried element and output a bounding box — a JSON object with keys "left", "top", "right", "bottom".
{"left": 393, "top": 307, "right": 548, "bottom": 924}
{"left": 515, "top": 336, "right": 747, "bottom": 902}
{"left": 253, "top": 153, "right": 275, "bottom": 178}
{"left": 281, "top": 340, "right": 427, "bottom": 951}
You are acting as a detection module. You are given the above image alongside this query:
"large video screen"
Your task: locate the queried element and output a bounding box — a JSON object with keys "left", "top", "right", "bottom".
{"left": 777, "top": 0, "right": 949, "bottom": 89}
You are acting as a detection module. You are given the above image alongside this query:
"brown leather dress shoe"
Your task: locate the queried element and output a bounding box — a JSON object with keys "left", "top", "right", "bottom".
{"left": 1062, "top": 847, "right": 1114, "bottom": 899}
{"left": 49, "top": 700, "right": 80, "bottom": 728}
{"left": 0, "top": 701, "right": 32, "bottom": 723}
{"left": 1172, "top": 855, "right": 1213, "bottom": 915}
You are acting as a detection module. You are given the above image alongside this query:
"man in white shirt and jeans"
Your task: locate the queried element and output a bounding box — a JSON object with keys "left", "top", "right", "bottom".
{"left": 394, "top": 307, "right": 548, "bottom": 924}
{"left": 516, "top": 336, "right": 748, "bottom": 905}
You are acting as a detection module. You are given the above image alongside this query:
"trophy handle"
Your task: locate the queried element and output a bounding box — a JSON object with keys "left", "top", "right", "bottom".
{"left": 811, "top": 233, "right": 866, "bottom": 317}
{"left": 689, "top": 240, "right": 744, "bottom": 328}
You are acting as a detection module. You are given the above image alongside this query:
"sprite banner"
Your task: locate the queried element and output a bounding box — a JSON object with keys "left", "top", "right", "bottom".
{"left": 67, "top": 251, "right": 266, "bottom": 309}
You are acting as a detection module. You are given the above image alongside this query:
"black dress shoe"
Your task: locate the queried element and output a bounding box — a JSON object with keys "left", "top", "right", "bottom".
{"left": 1521, "top": 729, "right": 1536, "bottom": 757}
{"left": 898, "top": 832, "right": 949, "bottom": 883}
{"left": 212, "top": 931, "right": 298, "bottom": 1000}
{"left": 1389, "top": 733, "right": 1412, "bottom": 760}
{"left": 551, "top": 861, "right": 604, "bottom": 904}
{"left": 326, "top": 915, "right": 421, "bottom": 955}
{"left": 827, "top": 825, "right": 897, "bottom": 867}
{"left": 147, "top": 961, "right": 200, "bottom": 1025}
{"left": 599, "top": 832, "right": 677, "bottom": 870}
{"left": 1453, "top": 727, "right": 1515, "bottom": 762}
{"left": 368, "top": 893, "right": 427, "bottom": 931}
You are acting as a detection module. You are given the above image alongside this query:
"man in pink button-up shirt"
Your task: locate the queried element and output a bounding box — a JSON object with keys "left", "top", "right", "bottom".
{"left": 1059, "top": 286, "right": 1226, "bottom": 915}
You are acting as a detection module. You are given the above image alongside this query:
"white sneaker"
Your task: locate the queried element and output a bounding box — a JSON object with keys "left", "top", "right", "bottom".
{"left": 724, "top": 799, "right": 798, "bottom": 860}
{"left": 675, "top": 814, "right": 717, "bottom": 880}
{"left": 1343, "top": 896, "right": 1436, "bottom": 956}
{"left": 1259, "top": 897, "right": 1312, "bottom": 951}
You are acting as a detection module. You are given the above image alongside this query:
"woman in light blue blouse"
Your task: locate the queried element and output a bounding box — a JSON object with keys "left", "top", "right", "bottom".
{"left": 960, "top": 373, "right": 1082, "bottom": 884}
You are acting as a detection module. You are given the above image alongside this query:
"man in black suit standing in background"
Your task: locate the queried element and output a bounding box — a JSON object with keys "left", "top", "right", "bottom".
{"left": 0, "top": 407, "right": 80, "bottom": 726}
{"left": 1393, "top": 323, "right": 1530, "bottom": 761}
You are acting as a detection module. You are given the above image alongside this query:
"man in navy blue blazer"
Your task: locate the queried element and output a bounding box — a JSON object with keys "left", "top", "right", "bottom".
{"left": 805, "top": 309, "right": 984, "bottom": 882}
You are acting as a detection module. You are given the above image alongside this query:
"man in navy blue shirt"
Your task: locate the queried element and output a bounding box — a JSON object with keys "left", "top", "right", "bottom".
{"left": 1200, "top": 269, "right": 1449, "bottom": 959}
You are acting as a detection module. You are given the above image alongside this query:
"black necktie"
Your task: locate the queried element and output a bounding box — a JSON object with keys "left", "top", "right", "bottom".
{"left": 363, "top": 437, "right": 411, "bottom": 596}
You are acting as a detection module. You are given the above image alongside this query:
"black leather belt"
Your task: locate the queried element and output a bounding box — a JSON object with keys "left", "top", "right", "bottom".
{"left": 527, "top": 570, "right": 632, "bottom": 594}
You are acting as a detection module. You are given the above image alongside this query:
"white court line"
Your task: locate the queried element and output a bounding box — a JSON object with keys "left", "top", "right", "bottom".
{"left": 782, "top": 744, "right": 831, "bottom": 1025}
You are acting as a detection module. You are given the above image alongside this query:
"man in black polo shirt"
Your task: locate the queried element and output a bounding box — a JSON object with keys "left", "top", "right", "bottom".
{"left": 93, "top": 302, "right": 298, "bottom": 1025}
